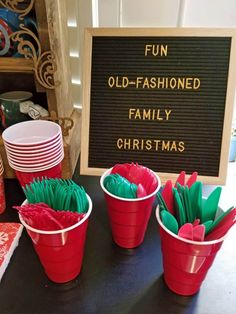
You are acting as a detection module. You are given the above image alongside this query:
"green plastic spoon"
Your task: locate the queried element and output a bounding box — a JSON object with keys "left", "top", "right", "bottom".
{"left": 160, "top": 209, "right": 179, "bottom": 234}
{"left": 104, "top": 174, "right": 137, "bottom": 198}
{"left": 201, "top": 187, "right": 222, "bottom": 223}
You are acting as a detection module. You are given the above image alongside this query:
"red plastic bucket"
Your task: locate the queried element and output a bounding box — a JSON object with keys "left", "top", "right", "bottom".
{"left": 156, "top": 206, "right": 225, "bottom": 295}
{"left": 14, "top": 162, "right": 62, "bottom": 187}
{"left": 18, "top": 195, "right": 92, "bottom": 283}
{"left": 100, "top": 168, "right": 161, "bottom": 249}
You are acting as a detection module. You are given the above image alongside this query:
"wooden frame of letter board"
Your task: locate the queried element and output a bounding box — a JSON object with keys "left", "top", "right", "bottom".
{"left": 80, "top": 28, "right": 236, "bottom": 185}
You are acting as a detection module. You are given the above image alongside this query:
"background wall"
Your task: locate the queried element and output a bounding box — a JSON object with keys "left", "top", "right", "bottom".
{"left": 65, "top": 0, "right": 93, "bottom": 108}
{"left": 65, "top": 0, "right": 236, "bottom": 119}
{"left": 98, "top": 0, "right": 236, "bottom": 28}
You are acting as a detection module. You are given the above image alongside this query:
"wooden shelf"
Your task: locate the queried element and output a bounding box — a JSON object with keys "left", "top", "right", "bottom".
{"left": 0, "top": 0, "right": 78, "bottom": 178}
{"left": 0, "top": 58, "right": 34, "bottom": 73}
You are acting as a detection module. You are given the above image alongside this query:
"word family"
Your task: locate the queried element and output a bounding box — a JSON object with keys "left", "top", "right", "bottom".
{"left": 128, "top": 108, "right": 172, "bottom": 121}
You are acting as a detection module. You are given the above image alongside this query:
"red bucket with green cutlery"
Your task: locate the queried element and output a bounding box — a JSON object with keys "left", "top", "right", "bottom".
{"left": 100, "top": 163, "right": 161, "bottom": 248}
{"left": 156, "top": 171, "right": 236, "bottom": 296}
{"left": 15, "top": 178, "right": 92, "bottom": 283}
{"left": 19, "top": 200, "right": 92, "bottom": 283}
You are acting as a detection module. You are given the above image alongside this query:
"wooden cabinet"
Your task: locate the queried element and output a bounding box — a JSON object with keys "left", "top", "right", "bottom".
{"left": 0, "top": 0, "right": 81, "bottom": 178}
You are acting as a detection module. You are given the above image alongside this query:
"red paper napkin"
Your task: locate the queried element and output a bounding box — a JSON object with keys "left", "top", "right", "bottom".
{"left": 0, "top": 223, "right": 23, "bottom": 282}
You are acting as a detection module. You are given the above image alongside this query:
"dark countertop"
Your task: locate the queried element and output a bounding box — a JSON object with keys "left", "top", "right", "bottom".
{"left": 0, "top": 169, "right": 236, "bottom": 314}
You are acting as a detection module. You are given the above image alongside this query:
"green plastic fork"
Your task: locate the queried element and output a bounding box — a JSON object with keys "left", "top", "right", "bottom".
{"left": 23, "top": 178, "right": 88, "bottom": 213}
